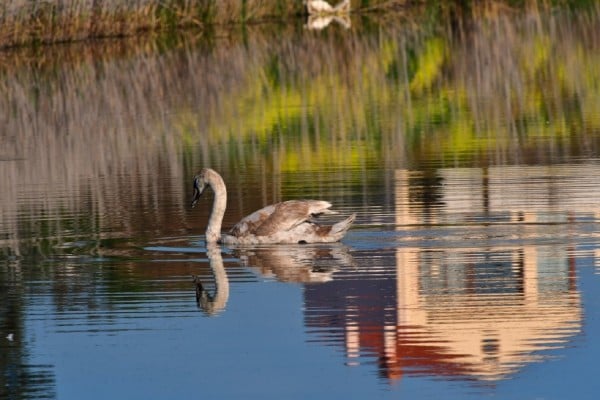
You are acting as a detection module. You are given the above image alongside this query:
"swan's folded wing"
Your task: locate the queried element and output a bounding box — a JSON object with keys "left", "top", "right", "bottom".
{"left": 229, "top": 200, "right": 333, "bottom": 238}
{"left": 254, "top": 200, "right": 332, "bottom": 236}
{"left": 228, "top": 204, "right": 277, "bottom": 237}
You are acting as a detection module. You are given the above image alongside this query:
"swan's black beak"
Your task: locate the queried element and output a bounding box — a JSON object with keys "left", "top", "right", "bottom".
{"left": 191, "top": 177, "right": 204, "bottom": 208}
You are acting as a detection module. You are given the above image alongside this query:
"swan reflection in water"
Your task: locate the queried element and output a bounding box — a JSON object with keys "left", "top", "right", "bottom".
{"left": 303, "top": 0, "right": 351, "bottom": 30}
{"left": 236, "top": 244, "right": 355, "bottom": 283}
{"left": 305, "top": 14, "right": 351, "bottom": 31}
{"left": 193, "top": 244, "right": 229, "bottom": 316}
{"left": 193, "top": 243, "right": 355, "bottom": 315}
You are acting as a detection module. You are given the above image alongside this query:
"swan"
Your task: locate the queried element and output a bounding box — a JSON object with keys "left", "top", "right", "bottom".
{"left": 305, "top": 0, "right": 351, "bottom": 15}
{"left": 191, "top": 168, "right": 356, "bottom": 245}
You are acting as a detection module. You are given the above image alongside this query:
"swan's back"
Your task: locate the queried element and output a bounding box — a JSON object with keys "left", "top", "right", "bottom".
{"left": 229, "top": 200, "right": 333, "bottom": 238}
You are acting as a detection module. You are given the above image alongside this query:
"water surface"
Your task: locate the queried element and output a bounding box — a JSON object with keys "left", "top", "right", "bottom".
{"left": 2, "top": 6, "right": 600, "bottom": 399}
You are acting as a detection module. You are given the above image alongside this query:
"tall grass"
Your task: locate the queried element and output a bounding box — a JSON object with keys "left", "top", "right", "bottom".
{"left": 0, "top": 0, "right": 305, "bottom": 48}
{"left": 4, "top": 0, "right": 592, "bottom": 49}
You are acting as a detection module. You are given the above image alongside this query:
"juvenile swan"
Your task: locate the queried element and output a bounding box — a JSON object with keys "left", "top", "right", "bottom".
{"left": 305, "top": 0, "right": 350, "bottom": 15}
{"left": 191, "top": 168, "right": 356, "bottom": 245}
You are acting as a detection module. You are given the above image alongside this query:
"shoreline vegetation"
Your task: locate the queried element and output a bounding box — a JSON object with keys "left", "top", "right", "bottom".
{"left": 0, "top": 0, "right": 595, "bottom": 49}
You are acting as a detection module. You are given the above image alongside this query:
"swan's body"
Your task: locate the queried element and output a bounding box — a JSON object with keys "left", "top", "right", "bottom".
{"left": 305, "top": 0, "right": 350, "bottom": 15}
{"left": 191, "top": 168, "right": 355, "bottom": 245}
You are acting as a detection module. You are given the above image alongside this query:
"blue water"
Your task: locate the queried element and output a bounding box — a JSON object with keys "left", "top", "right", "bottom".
{"left": 4, "top": 220, "right": 596, "bottom": 399}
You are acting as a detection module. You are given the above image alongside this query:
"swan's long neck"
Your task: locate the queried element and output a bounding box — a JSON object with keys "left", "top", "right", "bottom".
{"left": 206, "top": 172, "right": 227, "bottom": 244}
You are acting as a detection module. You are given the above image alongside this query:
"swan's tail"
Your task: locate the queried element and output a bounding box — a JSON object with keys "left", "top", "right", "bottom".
{"left": 330, "top": 213, "right": 356, "bottom": 238}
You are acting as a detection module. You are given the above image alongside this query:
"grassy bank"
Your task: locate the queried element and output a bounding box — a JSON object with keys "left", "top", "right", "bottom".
{"left": 1, "top": 0, "right": 595, "bottom": 49}
{"left": 0, "top": 0, "right": 293, "bottom": 48}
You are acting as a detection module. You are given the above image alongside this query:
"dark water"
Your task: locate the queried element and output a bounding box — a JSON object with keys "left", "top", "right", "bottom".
{"left": 2, "top": 5, "right": 600, "bottom": 399}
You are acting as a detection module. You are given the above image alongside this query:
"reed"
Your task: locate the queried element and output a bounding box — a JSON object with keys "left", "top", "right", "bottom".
{"left": 3, "top": 0, "right": 593, "bottom": 49}
{"left": 0, "top": 0, "right": 302, "bottom": 48}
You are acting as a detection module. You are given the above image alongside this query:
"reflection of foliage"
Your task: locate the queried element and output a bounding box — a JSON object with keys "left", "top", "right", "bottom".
{"left": 409, "top": 38, "right": 447, "bottom": 93}
{"left": 182, "top": 6, "right": 600, "bottom": 171}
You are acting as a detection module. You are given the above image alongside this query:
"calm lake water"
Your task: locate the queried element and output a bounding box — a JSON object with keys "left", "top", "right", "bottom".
{"left": 2, "top": 5, "right": 600, "bottom": 399}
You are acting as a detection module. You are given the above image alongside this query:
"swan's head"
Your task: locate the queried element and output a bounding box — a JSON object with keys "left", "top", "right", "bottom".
{"left": 191, "top": 168, "right": 226, "bottom": 210}
{"left": 191, "top": 171, "right": 208, "bottom": 208}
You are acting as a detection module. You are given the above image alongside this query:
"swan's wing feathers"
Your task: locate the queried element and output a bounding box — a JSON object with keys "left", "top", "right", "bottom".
{"left": 254, "top": 200, "right": 332, "bottom": 237}
{"left": 229, "top": 204, "right": 276, "bottom": 237}
{"left": 229, "top": 200, "right": 334, "bottom": 238}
